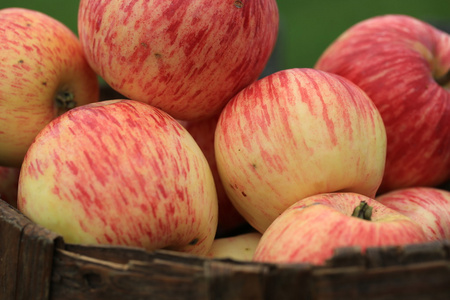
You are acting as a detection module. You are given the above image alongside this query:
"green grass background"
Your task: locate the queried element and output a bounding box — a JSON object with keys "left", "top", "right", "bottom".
{"left": 2, "top": 0, "right": 449, "bottom": 72}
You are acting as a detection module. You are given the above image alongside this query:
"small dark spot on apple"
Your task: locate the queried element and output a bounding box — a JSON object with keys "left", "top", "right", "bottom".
{"left": 242, "top": 191, "right": 247, "bottom": 197}
{"left": 189, "top": 238, "right": 199, "bottom": 245}
{"left": 18, "top": 59, "right": 24, "bottom": 64}
{"left": 252, "top": 163, "right": 257, "bottom": 169}
{"left": 154, "top": 53, "right": 162, "bottom": 58}
{"left": 234, "top": 1, "right": 243, "bottom": 8}
{"left": 141, "top": 42, "right": 149, "bottom": 48}
{"left": 26, "top": 23, "right": 31, "bottom": 27}
{"left": 42, "top": 81, "right": 47, "bottom": 86}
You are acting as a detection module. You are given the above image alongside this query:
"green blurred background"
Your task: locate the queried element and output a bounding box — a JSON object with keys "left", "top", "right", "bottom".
{"left": 2, "top": 0, "right": 449, "bottom": 74}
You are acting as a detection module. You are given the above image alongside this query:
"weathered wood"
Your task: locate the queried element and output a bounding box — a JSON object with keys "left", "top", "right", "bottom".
{"left": 1, "top": 200, "right": 30, "bottom": 300}
{"left": 311, "top": 261, "right": 450, "bottom": 300}
{"left": 365, "top": 245, "right": 404, "bottom": 268}
{"left": 400, "top": 241, "right": 448, "bottom": 264}
{"left": 15, "top": 224, "right": 63, "bottom": 300}
{"left": 263, "top": 263, "right": 314, "bottom": 300}
{"left": 325, "top": 246, "right": 365, "bottom": 268}
{"left": 50, "top": 249, "right": 209, "bottom": 300}
{"left": 3, "top": 197, "right": 450, "bottom": 300}
{"left": 206, "top": 259, "right": 269, "bottom": 300}
{"left": 64, "top": 243, "right": 159, "bottom": 264}
{"left": 0, "top": 200, "right": 62, "bottom": 300}
{"left": 365, "top": 241, "right": 448, "bottom": 268}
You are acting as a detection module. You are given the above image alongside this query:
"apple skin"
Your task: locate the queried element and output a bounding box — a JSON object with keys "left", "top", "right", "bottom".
{"left": 205, "top": 231, "right": 262, "bottom": 261}
{"left": 77, "top": 0, "right": 279, "bottom": 121}
{"left": 215, "top": 68, "right": 387, "bottom": 233}
{"left": 17, "top": 100, "right": 218, "bottom": 255}
{"left": 0, "top": 166, "right": 20, "bottom": 208}
{"left": 376, "top": 187, "right": 450, "bottom": 241}
{"left": 253, "top": 193, "right": 428, "bottom": 265}
{"left": 0, "top": 8, "right": 99, "bottom": 168}
{"left": 183, "top": 115, "right": 248, "bottom": 237}
{"left": 315, "top": 14, "right": 450, "bottom": 193}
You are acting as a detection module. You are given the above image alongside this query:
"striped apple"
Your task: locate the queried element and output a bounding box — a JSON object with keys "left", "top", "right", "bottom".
{"left": 78, "top": 0, "right": 279, "bottom": 121}
{"left": 0, "top": 8, "right": 99, "bottom": 167}
{"left": 253, "top": 193, "right": 428, "bottom": 265}
{"left": 215, "top": 68, "right": 387, "bottom": 233}
{"left": 377, "top": 187, "right": 450, "bottom": 241}
{"left": 315, "top": 15, "right": 450, "bottom": 193}
{"left": 17, "top": 100, "right": 218, "bottom": 255}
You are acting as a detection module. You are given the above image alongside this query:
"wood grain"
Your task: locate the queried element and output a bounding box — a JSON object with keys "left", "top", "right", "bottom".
{"left": 2, "top": 195, "right": 450, "bottom": 300}
{"left": 0, "top": 200, "right": 62, "bottom": 300}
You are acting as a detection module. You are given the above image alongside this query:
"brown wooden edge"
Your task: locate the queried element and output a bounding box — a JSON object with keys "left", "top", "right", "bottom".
{"left": 2, "top": 199, "right": 450, "bottom": 300}
{"left": 0, "top": 200, "right": 63, "bottom": 300}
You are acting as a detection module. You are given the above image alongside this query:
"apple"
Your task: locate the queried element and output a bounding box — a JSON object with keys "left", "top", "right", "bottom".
{"left": 253, "top": 193, "right": 428, "bottom": 265}
{"left": 215, "top": 68, "right": 387, "bottom": 233}
{"left": 0, "top": 8, "right": 99, "bottom": 168}
{"left": 17, "top": 99, "right": 218, "bottom": 255}
{"left": 77, "top": 0, "right": 279, "bottom": 121}
{"left": 0, "top": 166, "right": 20, "bottom": 208}
{"left": 183, "top": 114, "right": 248, "bottom": 237}
{"left": 376, "top": 187, "right": 450, "bottom": 241}
{"left": 205, "top": 231, "right": 262, "bottom": 261}
{"left": 314, "top": 14, "right": 450, "bottom": 193}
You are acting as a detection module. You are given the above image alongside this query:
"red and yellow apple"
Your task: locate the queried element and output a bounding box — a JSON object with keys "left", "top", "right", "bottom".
{"left": 253, "top": 193, "right": 428, "bottom": 265}
{"left": 77, "top": 0, "right": 279, "bottom": 121}
{"left": 18, "top": 100, "right": 218, "bottom": 255}
{"left": 183, "top": 115, "right": 248, "bottom": 237}
{"left": 215, "top": 68, "right": 387, "bottom": 233}
{"left": 376, "top": 187, "right": 450, "bottom": 241}
{"left": 0, "top": 8, "right": 99, "bottom": 168}
{"left": 315, "top": 14, "right": 450, "bottom": 193}
{"left": 206, "top": 231, "right": 262, "bottom": 261}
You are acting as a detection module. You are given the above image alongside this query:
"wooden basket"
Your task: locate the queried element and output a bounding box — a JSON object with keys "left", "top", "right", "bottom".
{"left": 2, "top": 86, "right": 450, "bottom": 299}
{"left": 2, "top": 199, "right": 450, "bottom": 300}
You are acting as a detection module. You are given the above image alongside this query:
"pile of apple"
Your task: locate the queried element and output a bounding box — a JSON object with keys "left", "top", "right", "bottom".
{"left": 0, "top": 1, "right": 449, "bottom": 266}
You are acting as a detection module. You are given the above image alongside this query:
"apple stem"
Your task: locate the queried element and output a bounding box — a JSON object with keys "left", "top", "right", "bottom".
{"left": 351, "top": 201, "right": 373, "bottom": 221}
{"left": 436, "top": 69, "right": 450, "bottom": 87}
{"left": 55, "top": 90, "right": 76, "bottom": 116}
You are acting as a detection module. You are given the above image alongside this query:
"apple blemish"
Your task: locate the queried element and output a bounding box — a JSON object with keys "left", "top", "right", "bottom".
{"left": 189, "top": 238, "right": 199, "bottom": 245}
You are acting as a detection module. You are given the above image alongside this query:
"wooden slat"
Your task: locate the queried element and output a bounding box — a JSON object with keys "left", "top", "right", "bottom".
{"left": 205, "top": 259, "right": 269, "bottom": 300}
{"left": 0, "top": 200, "right": 62, "bottom": 300}
{"left": 15, "top": 224, "right": 62, "bottom": 300}
{"left": 50, "top": 249, "right": 209, "bottom": 300}
{"left": 64, "top": 244, "right": 207, "bottom": 267}
{"left": 3, "top": 197, "right": 450, "bottom": 300}
{"left": 0, "top": 200, "right": 30, "bottom": 300}
{"left": 311, "top": 261, "right": 450, "bottom": 300}
{"left": 64, "top": 243, "right": 158, "bottom": 264}
{"left": 325, "top": 246, "right": 365, "bottom": 268}
{"left": 263, "top": 263, "right": 314, "bottom": 300}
